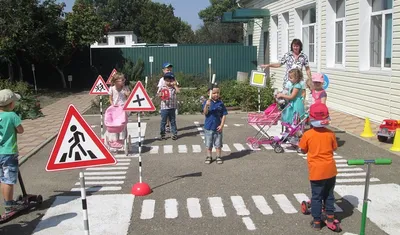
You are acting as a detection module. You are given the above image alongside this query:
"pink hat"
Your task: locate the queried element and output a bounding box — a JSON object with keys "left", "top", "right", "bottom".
{"left": 312, "top": 73, "right": 324, "bottom": 83}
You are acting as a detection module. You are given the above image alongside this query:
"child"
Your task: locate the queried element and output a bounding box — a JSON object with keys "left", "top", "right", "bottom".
{"left": 0, "top": 89, "right": 26, "bottom": 214}
{"left": 202, "top": 87, "right": 228, "bottom": 164}
{"left": 107, "top": 72, "right": 130, "bottom": 147}
{"left": 298, "top": 103, "right": 338, "bottom": 231}
{"left": 159, "top": 72, "right": 179, "bottom": 140}
{"left": 276, "top": 67, "right": 305, "bottom": 124}
{"left": 310, "top": 73, "right": 327, "bottom": 105}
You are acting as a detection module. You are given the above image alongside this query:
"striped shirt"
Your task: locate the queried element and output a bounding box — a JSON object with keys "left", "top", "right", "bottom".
{"left": 160, "top": 86, "right": 177, "bottom": 110}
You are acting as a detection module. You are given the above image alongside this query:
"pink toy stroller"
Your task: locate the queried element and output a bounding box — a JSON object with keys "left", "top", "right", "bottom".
{"left": 104, "top": 105, "right": 131, "bottom": 155}
{"left": 246, "top": 103, "right": 291, "bottom": 149}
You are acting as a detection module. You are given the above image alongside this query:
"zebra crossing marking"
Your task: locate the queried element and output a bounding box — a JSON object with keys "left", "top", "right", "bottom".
{"left": 192, "top": 145, "right": 202, "bottom": 153}
{"left": 84, "top": 176, "right": 126, "bottom": 180}
{"left": 231, "top": 196, "right": 250, "bottom": 216}
{"left": 141, "top": 200, "right": 156, "bottom": 219}
{"left": 164, "top": 145, "right": 173, "bottom": 154}
{"left": 208, "top": 197, "right": 227, "bottom": 217}
{"left": 70, "top": 186, "right": 122, "bottom": 192}
{"left": 165, "top": 199, "right": 179, "bottom": 219}
{"left": 252, "top": 195, "right": 273, "bottom": 215}
{"left": 178, "top": 145, "right": 188, "bottom": 153}
{"left": 242, "top": 217, "right": 256, "bottom": 230}
{"left": 272, "top": 194, "right": 297, "bottom": 214}
{"left": 187, "top": 198, "right": 202, "bottom": 218}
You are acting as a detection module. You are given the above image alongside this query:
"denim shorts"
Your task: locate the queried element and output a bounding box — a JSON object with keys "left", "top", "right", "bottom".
{"left": 0, "top": 154, "right": 19, "bottom": 184}
{"left": 204, "top": 129, "right": 223, "bottom": 149}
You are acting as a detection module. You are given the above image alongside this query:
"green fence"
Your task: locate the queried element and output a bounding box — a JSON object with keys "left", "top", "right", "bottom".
{"left": 91, "top": 43, "right": 257, "bottom": 80}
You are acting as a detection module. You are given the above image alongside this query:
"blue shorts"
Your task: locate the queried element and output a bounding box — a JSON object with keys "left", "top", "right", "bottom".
{"left": 204, "top": 129, "right": 223, "bottom": 149}
{"left": 0, "top": 154, "right": 19, "bottom": 184}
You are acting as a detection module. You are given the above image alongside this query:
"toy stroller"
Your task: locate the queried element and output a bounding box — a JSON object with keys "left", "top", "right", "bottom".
{"left": 104, "top": 105, "right": 131, "bottom": 156}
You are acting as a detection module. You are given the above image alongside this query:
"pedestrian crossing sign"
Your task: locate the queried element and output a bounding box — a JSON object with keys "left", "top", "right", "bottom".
{"left": 46, "top": 105, "right": 117, "bottom": 172}
{"left": 106, "top": 68, "right": 118, "bottom": 84}
{"left": 89, "top": 75, "right": 109, "bottom": 95}
{"left": 250, "top": 70, "right": 266, "bottom": 88}
{"left": 123, "top": 81, "right": 156, "bottom": 112}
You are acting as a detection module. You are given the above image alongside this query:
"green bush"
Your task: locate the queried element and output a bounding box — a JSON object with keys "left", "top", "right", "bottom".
{"left": 0, "top": 79, "right": 43, "bottom": 120}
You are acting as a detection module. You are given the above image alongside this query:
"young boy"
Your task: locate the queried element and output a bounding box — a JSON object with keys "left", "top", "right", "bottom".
{"left": 0, "top": 89, "right": 25, "bottom": 214}
{"left": 202, "top": 87, "right": 228, "bottom": 164}
{"left": 159, "top": 72, "right": 180, "bottom": 140}
{"left": 298, "top": 103, "right": 338, "bottom": 231}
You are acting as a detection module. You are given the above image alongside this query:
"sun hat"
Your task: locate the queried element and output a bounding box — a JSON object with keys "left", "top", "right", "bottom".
{"left": 309, "top": 103, "right": 331, "bottom": 127}
{"left": 312, "top": 73, "right": 324, "bottom": 83}
{"left": 0, "top": 89, "right": 21, "bottom": 106}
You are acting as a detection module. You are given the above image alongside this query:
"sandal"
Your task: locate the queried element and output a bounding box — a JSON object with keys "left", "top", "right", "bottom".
{"left": 205, "top": 157, "right": 212, "bottom": 164}
{"left": 216, "top": 157, "right": 223, "bottom": 164}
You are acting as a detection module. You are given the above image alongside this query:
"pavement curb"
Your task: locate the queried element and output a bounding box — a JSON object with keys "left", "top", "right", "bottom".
{"left": 18, "top": 103, "right": 94, "bottom": 166}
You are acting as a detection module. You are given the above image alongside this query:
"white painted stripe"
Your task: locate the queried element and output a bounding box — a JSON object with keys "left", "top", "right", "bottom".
{"left": 192, "top": 145, "right": 202, "bottom": 153}
{"left": 91, "top": 125, "right": 97, "bottom": 128}
{"left": 70, "top": 186, "right": 121, "bottom": 192}
{"left": 234, "top": 124, "right": 243, "bottom": 127}
{"left": 294, "top": 193, "right": 309, "bottom": 204}
{"left": 335, "top": 159, "right": 347, "bottom": 163}
{"left": 343, "top": 233, "right": 358, "bottom": 235}
{"left": 114, "top": 155, "right": 132, "bottom": 158}
{"left": 334, "top": 156, "right": 343, "bottom": 159}
{"left": 337, "top": 172, "right": 367, "bottom": 177}
{"left": 242, "top": 217, "right": 256, "bottom": 230}
{"left": 247, "top": 143, "right": 260, "bottom": 150}
{"left": 231, "top": 196, "right": 250, "bottom": 216}
{"left": 86, "top": 167, "right": 128, "bottom": 171}
{"left": 197, "top": 127, "right": 203, "bottom": 131}
{"left": 194, "top": 121, "right": 200, "bottom": 125}
{"left": 178, "top": 145, "right": 188, "bottom": 153}
{"left": 224, "top": 124, "right": 228, "bottom": 127}
{"left": 165, "top": 199, "right": 178, "bottom": 219}
{"left": 75, "top": 181, "right": 124, "bottom": 185}
{"left": 141, "top": 200, "right": 155, "bottom": 219}
{"left": 187, "top": 198, "right": 202, "bottom": 218}
{"left": 337, "top": 168, "right": 364, "bottom": 172}
{"left": 336, "top": 164, "right": 354, "bottom": 167}
{"left": 222, "top": 144, "right": 231, "bottom": 152}
{"left": 164, "top": 145, "right": 173, "bottom": 154}
{"left": 85, "top": 176, "right": 126, "bottom": 180}
{"left": 84, "top": 171, "right": 126, "bottom": 176}
{"left": 116, "top": 163, "right": 130, "bottom": 166}
{"left": 208, "top": 197, "right": 226, "bottom": 217}
{"left": 117, "top": 159, "right": 131, "bottom": 162}
{"left": 273, "top": 194, "right": 297, "bottom": 214}
{"left": 150, "top": 146, "right": 159, "bottom": 154}
{"left": 336, "top": 178, "right": 380, "bottom": 183}
{"left": 233, "top": 143, "right": 245, "bottom": 151}
{"left": 252, "top": 195, "right": 273, "bottom": 215}
{"left": 261, "top": 144, "right": 273, "bottom": 150}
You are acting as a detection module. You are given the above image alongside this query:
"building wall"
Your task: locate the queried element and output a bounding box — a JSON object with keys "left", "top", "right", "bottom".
{"left": 241, "top": 0, "right": 400, "bottom": 122}
{"left": 91, "top": 33, "right": 138, "bottom": 48}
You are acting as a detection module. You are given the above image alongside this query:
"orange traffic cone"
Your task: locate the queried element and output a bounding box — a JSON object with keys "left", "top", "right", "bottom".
{"left": 390, "top": 128, "right": 400, "bottom": 152}
{"left": 360, "top": 118, "right": 374, "bottom": 138}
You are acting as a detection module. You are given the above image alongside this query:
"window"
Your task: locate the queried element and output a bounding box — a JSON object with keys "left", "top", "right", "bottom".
{"left": 282, "top": 12, "right": 290, "bottom": 52}
{"left": 271, "top": 15, "right": 279, "bottom": 61}
{"left": 99, "top": 37, "right": 108, "bottom": 45}
{"left": 335, "top": 0, "right": 345, "bottom": 64}
{"left": 248, "top": 34, "right": 253, "bottom": 46}
{"left": 115, "top": 36, "right": 126, "bottom": 45}
{"left": 370, "top": 0, "right": 392, "bottom": 68}
{"left": 301, "top": 7, "right": 316, "bottom": 63}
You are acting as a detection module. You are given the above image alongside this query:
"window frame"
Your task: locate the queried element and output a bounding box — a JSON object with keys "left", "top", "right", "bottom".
{"left": 271, "top": 15, "right": 279, "bottom": 61}
{"left": 370, "top": 5, "right": 392, "bottom": 69}
{"left": 301, "top": 7, "right": 316, "bottom": 64}
{"left": 282, "top": 12, "right": 290, "bottom": 53}
{"left": 335, "top": 0, "right": 346, "bottom": 65}
{"left": 115, "top": 36, "right": 126, "bottom": 45}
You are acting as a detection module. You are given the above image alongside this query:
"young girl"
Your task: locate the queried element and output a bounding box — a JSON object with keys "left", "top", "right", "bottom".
{"left": 276, "top": 67, "right": 305, "bottom": 124}
{"left": 310, "top": 73, "right": 327, "bottom": 105}
{"left": 107, "top": 73, "right": 130, "bottom": 147}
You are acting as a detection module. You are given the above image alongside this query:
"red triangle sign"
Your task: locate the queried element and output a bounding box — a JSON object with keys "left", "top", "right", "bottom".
{"left": 123, "top": 81, "right": 156, "bottom": 112}
{"left": 106, "top": 68, "right": 117, "bottom": 84}
{"left": 46, "top": 105, "right": 116, "bottom": 172}
{"left": 89, "top": 75, "right": 109, "bottom": 95}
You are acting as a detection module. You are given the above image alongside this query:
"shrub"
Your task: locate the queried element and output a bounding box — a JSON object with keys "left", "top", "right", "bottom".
{"left": 0, "top": 79, "right": 43, "bottom": 120}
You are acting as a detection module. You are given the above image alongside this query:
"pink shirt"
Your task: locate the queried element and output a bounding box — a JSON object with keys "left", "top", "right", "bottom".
{"left": 311, "top": 89, "right": 327, "bottom": 105}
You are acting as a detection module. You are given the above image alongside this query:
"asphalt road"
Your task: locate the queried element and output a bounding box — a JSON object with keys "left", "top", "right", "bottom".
{"left": 1, "top": 113, "right": 399, "bottom": 235}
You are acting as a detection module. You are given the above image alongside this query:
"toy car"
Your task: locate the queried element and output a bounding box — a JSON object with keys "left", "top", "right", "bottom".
{"left": 377, "top": 119, "right": 400, "bottom": 142}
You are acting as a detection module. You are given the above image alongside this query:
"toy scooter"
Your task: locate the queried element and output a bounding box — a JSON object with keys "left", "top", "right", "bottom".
{"left": 0, "top": 171, "right": 43, "bottom": 223}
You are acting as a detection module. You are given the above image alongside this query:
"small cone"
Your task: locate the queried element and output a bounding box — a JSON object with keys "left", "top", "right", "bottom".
{"left": 360, "top": 118, "right": 374, "bottom": 138}
{"left": 131, "top": 182, "right": 152, "bottom": 196}
{"left": 390, "top": 128, "right": 400, "bottom": 152}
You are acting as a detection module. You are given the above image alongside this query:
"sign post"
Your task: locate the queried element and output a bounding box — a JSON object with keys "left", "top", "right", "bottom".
{"left": 249, "top": 70, "right": 267, "bottom": 113}
{"left": 68, "top": 75, "right": 73, "bottom": 89}
{"left": 89, "top": 75, "right": 109, "bottom": 140}
{"left": 31, "top": 64, "right": 38, "bottom": 94}
{"left": 149, "top": 56, "right": 154, "bottom": 79}
{"left": 46, "top": 105, "right": 117, "bottom": 234}
{"left": 208, "top": 58, "right": 212, "bottom": 84}
{"left": 123, "top": 81, "right": 156, "bottom": 196}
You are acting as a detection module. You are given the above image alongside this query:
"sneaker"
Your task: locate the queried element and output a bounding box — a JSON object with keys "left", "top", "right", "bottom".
{"left": 310, "top": 220, "right": 321, "bottom": 231}
{"left": 5, "top": 201, "right": 27, "bottom": 214}
{"left": 205, "top": 156, "right": 212, "bottom": 164}
{"left": 166, "top": 126, "right": 171, "bottom": 133}
{"left": 160, "top": 134, "right": 166, "bottom": 140}
{"left": 216, "top": 157, "right": 223, "bottom": 164}
{"left": 172, "top": 135, "right": 178, "bottom": 140}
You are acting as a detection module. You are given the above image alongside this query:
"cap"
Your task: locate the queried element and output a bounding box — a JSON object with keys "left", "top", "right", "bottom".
{"left": 312, "top": 73, "right": 324, "bottom": 83}
{"left": 162, "top": 62, "right": 173, "bottom": 68}
{"left": 0, "top": 89, "right": 21, "bottom": 106}
{"left": 309, "top": 103, "right": 330, "bottom": 127}
{"left": 163, "top": 72, "right": 175, "bottom": 79}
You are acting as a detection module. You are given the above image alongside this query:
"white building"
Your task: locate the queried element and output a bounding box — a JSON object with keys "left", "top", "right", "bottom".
{"left": 91, "top": 31, "right": 139, "bottom": 48}
{"left": 231, "top": 0, "right": 399, "bottom": 123}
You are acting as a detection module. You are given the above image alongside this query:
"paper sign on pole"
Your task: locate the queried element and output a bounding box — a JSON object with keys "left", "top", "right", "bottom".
{"left": 123, "top": 81, "right": 155, "bottom": 112}
{"left": 89, "top": 75, "right": 109, "bottom": 95}
{"left": 249, "top": 70, "right": 267, "bottom": 88}
{"left": 46, "top": 105, "right": 116, "bottom": 172}
{"left": 106, "top": 68, "right": 118, "bottom": 84}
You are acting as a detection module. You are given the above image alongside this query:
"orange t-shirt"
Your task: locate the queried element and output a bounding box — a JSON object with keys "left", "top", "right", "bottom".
{"left": 298, "top": 128, "right": 338, "bottom": 181}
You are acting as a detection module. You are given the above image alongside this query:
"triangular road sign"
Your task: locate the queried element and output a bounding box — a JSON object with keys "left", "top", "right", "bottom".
{"left": 46, "top": 105, "right": 117, "bottom": 172}
{"left": 123, "top": 81, "right": 156, "bottom": 112}
{"left": 89, "top": 75, "right": 109, "bottom": 95}
{"left": 106, "top": 68, "right": 118, "bottom": 84}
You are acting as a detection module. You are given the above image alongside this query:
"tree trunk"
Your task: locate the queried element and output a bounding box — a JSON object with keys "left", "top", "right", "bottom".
{"left": 8, "top": 61, "right": 14, "bottom": 81}
{"left": 15, "top": 55, "right": 23, "bottom": 81}
{"left": 56, "top": 66, "right": 67, "bottom": 89}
